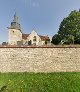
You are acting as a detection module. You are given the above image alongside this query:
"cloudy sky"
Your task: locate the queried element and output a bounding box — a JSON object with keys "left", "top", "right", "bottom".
{"left": 0, "top": 0, "right": 80, "bottom": 43}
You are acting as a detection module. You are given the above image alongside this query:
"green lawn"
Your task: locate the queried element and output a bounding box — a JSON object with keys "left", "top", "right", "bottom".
{"left": 0, "top": 72, "right": 80, "bottom": 92}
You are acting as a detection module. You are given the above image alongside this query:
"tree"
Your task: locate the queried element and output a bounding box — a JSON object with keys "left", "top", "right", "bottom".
{"left": 52, "top": 10, "right": 80, "bottom": 45}
{"left": 28, "top": 40, "right": 32, "bottom": 45}
{"left": 51, "top": 34, "right": 62, "bottom": 45}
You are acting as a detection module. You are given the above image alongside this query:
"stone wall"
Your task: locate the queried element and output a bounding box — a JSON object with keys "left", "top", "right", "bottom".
{"left": 0, "top": 47, "right": 80, "bottom": 72}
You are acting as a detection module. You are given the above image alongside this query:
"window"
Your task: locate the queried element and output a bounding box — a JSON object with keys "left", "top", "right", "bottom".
{"left": 33, "top": 36, "right": 36, "bottom": 41}
{"left": 13, "top": 31, "right": 14, "bottom": 33}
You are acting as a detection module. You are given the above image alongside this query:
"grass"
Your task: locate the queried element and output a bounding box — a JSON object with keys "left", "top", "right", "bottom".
{"left": 0, "top": 72, "right": 80, "bottom": 92}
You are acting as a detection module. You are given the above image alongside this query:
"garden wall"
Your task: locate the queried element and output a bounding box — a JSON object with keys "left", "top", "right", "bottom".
{"left": 0, "top": 46, "right": 80, "bottom": 72}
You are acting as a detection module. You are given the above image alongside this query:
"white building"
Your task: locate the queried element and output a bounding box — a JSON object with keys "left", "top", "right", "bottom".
{"left": 8, "top": 13, "right": 50, "bottom": 46}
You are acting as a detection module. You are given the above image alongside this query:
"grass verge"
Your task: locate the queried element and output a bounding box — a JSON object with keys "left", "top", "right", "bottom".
{"left": 0, "top": 72, "right": 80, "bottom": 92}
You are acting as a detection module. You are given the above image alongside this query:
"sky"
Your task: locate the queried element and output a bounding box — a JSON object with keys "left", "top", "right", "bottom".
{"left": 0, "top": 0, "right": 80, "bottom": 43}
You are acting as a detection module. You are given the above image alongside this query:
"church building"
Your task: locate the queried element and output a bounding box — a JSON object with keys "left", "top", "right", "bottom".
{"left": 8, "top": 13, "right": 50, "bottom": 46}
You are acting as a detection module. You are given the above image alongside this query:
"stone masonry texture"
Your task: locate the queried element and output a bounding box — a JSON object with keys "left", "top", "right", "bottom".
{"left": 0, "top": 47, "right": 80, "bottom": 72}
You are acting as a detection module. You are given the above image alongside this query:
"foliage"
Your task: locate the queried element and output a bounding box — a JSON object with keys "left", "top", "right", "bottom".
{"left": 52, "top": 10, "right": 80, "bottom": 45}
{"left": 0, "top": 72, "right": 80, "bottom": 92}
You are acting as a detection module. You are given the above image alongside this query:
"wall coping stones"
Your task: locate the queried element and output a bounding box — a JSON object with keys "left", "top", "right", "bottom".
{"left": 0, "top": 45, "right": 80, "bottom": 48}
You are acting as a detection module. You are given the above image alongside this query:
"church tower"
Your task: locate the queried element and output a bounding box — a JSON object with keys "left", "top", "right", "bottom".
{"left": 8, "top": 12, "right": 22, "bottom": 45}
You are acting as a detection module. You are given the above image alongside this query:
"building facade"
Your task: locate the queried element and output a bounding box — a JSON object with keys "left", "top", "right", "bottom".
{"left": 8, "top": 13, "right": 50, "bottom": 46}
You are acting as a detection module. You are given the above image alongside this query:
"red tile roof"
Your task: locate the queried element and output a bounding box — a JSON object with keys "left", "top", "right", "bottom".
{"left": 22, "top": 34, "right": 29, "bottom": 39}
{"left": 39, "top": 35, "right": 50, "bottom": 41}
{"left": 22, "top": 34, "right": 50, "bottom": 41}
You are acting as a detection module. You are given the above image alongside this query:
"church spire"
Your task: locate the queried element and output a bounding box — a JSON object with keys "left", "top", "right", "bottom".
{"left": 8, "top": 12, "right": 21, "bottom": 31}
{"left": 13, "top": 12, "right": 19, "bottom": 23}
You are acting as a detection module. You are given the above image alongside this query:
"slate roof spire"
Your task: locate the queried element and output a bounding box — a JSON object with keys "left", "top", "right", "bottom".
{"left": 8, "top": 12, "right": 21, "bottom": 31}
{"left": 13, "top": 12, "right": 19, "bottom": 23}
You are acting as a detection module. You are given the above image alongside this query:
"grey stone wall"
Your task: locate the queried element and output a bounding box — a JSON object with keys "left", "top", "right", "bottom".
{"left": 0, "top": 47, "right": 80, "bottom": 72}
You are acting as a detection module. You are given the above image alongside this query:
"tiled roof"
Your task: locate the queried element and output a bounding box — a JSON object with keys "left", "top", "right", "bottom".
{"left": 22, "top": 34, "right": 29, "bottom": 39}
{"left": 39, "top": 35, "right": 50, "bottom": 41}
{"left": 22, "top": 34, "right": 50, "bottom": 41}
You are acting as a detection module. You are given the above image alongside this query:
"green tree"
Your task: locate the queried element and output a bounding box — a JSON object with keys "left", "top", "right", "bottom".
{"left": 51, "top": 34, "right": 62, "bottom": 45}
{"left": 52, "top": 10, "right": 80, "bottom": 45}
